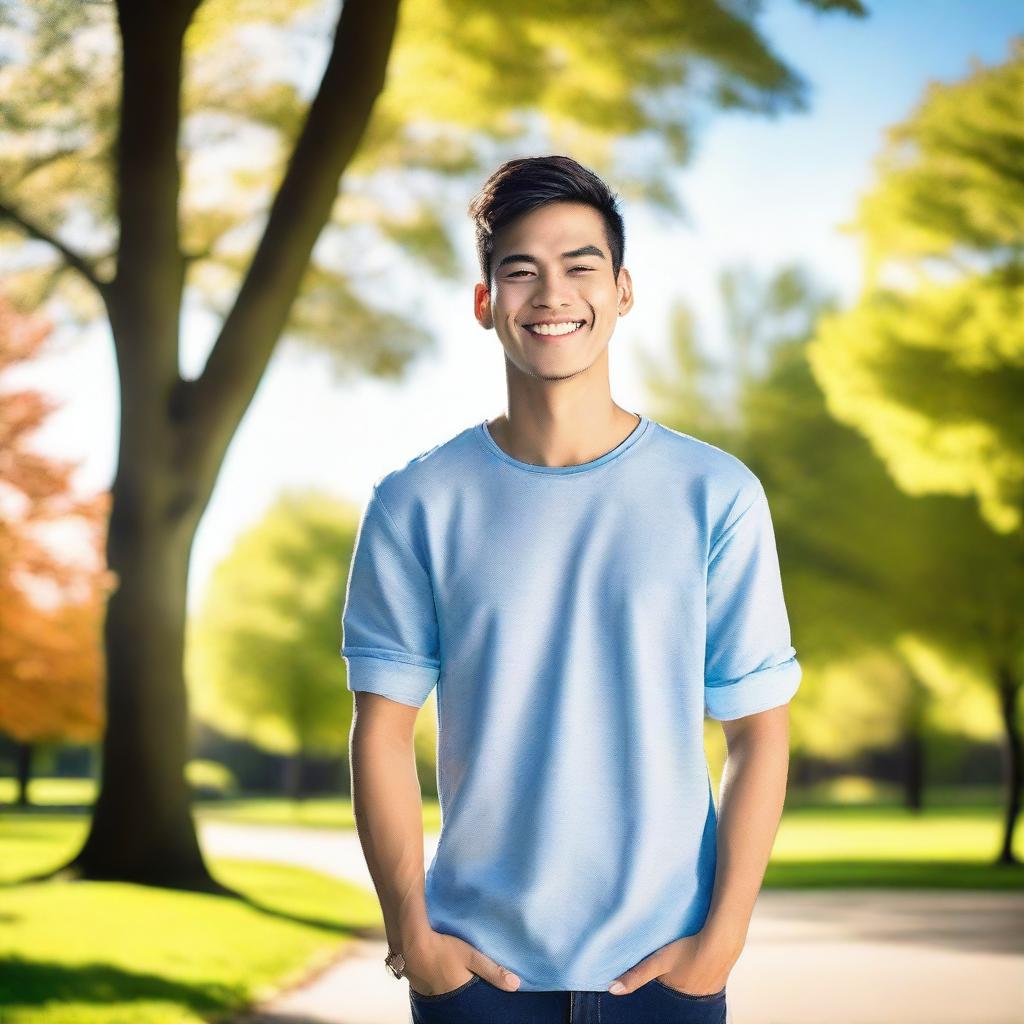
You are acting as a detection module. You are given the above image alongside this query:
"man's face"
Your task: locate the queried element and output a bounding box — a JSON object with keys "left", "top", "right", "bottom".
{"left": 474, "top": 201, "right": 633, "bottom": 382}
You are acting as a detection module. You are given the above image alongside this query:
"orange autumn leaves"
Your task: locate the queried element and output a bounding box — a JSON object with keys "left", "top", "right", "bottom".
{"left": 0, "top": 297, "right": 113, "bottom": 745}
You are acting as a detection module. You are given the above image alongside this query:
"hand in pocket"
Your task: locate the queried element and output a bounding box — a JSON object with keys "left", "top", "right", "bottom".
{"left": 404, "top": 930, "right": 520, "bottom": 997}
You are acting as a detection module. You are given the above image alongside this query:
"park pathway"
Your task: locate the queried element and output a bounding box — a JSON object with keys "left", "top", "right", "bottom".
{"left": 199, "top": 819, "right": 1024, "bottom": 1024}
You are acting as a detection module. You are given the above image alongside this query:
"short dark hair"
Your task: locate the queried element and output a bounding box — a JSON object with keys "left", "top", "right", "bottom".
{"left": 467, "top": 155, "right": 625, "bottom": 287}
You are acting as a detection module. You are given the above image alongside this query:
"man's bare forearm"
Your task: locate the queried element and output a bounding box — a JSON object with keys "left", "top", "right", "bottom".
{"left": 350, "top": 726, "right": 433, "bottom": 951}
{"left": 701, "top": 710, "right": 791, "bottom": 959}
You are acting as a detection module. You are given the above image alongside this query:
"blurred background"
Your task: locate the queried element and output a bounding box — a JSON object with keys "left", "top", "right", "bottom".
{"left": 1, "top": 1, "right": 1022, "bottom": 1022}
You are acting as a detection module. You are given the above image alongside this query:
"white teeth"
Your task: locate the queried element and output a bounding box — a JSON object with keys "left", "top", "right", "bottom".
{"left": 525, "top": 321, "right": 584, "bottom": 336}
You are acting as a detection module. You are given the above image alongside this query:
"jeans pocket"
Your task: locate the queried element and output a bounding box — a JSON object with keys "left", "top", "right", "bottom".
{"left": 409, "top": 972, "right": 483, "bottom": 1002}
{"left": 651, "top": 978, "right": 727, "bottom": 1001}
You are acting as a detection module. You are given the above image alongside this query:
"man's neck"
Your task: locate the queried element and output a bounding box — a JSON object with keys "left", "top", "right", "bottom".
{"left": 486, "top": 406, "right": 641, "bottom": 468}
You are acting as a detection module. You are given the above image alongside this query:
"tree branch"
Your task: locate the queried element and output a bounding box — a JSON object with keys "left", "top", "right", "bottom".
{"left": 0, "top": 199, "right": 110, "bottom": 299}
{"left": 189, "top": 0, "right": 401, "bottom": 445}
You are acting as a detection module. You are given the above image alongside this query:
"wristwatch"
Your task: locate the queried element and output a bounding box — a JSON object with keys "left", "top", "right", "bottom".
{"left": 385, "top": 946, "right": 406, "bottom": 979}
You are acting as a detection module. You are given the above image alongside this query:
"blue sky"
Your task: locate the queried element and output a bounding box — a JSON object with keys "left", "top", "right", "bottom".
{"left": 12, "top": 1, "right": 1023, "bottom": 613}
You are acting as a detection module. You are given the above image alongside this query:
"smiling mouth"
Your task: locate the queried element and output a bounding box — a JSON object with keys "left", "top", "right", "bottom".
{"left": 521, "top": 320, "right": 588, "bottom": 339}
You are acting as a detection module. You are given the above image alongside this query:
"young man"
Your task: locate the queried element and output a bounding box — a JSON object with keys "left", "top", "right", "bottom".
{"left": 342, "top": 155, "right": 801, "bottom": 1024}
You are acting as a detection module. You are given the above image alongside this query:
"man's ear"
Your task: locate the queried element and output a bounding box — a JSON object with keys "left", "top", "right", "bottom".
{"left": 474, "top": 281, "right": 494, "bottom": 328}
{"left": 616, "top": 267, "right": 635, "bottom": 316}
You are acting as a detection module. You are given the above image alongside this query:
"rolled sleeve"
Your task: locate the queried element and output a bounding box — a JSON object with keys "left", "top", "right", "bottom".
{"left": 704, "top": 483, "right": 802, "bottom": 721}
{"left": 341, "top": 486, "right": 440, "bottom": 709}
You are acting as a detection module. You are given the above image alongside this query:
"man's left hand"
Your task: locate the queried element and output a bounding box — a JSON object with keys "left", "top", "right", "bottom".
{"left": 606, "top": 929, "right": 737, "bottom": 996}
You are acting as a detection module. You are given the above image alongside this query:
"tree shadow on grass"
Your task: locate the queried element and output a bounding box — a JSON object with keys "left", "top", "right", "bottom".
{"left": 764, "top": 859, "right": 1024, "bottom": 891}
{"left": 0, "top": 956, "right": 346, "bottom": 1023}
{"left": 0, "top": 956, "right": 247, "bottom": 1011}
{"left": 2, "top": 866, "right": 386, "bottom": 938}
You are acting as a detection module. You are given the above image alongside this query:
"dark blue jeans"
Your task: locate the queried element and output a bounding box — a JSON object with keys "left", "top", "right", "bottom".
{"left": 409, "top": 972, "right": 728, "bottom": 1022}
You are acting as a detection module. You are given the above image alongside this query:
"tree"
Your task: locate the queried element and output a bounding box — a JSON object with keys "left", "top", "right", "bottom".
{"left": 0, "top": 296, "right": 111, "bottom": 807}
{"left": 0, "top": 0, "right": 867, "bottom": 888}
{"left": 806, "top": 40, "right": 1024, "bottom": 862}
{"left": 641, "top": 264, "right": 1016, "bottom": 819}
{"left": 185, "top": 491, "right": 356, "bottom": 801}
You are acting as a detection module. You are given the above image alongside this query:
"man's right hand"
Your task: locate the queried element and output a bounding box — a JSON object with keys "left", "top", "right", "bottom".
{"left": 403, "top": 930, "right": 521, "bottom": 996}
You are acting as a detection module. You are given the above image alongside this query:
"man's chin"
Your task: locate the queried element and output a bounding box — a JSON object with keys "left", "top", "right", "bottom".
{"left": 529, "top": 361, "right": 595, "bottom": 382}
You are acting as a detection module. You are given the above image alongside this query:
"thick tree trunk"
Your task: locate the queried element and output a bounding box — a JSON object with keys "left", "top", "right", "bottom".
{"left": 16, "top": 741, "right": 32, "bottom": 807}
{"left": 997, "top": 661, "right": 1021, "bottom": 865}
{"left": 35, "top": 0, "right": 399, "bottom": 893}
{"left": 64, "top": 503, "right": 232, "bottom": 892}
{"left": 42, "top": 0, "right": 234, "bottom": 894}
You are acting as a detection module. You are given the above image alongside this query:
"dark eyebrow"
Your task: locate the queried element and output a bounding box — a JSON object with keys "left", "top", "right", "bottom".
{"left": 495, "top": 244, "right": 607, "bottom": 272}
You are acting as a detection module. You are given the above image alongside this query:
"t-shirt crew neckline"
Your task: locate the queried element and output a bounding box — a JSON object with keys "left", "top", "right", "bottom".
{"left": 475, "top": 412, "right": 651, "bottom": 475}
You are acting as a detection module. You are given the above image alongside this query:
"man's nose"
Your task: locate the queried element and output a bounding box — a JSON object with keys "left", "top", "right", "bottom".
{"left": 532, "top": 278, "right": 576, "bottom": 309}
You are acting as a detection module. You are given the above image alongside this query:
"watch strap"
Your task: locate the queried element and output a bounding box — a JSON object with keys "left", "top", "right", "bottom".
{"left": 384, "top": 947, "right": 406, "bottom": 979}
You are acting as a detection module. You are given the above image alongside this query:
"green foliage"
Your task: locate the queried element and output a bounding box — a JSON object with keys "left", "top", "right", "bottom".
{"left": 643, "top": 259, "right": 1022, "bottom": 772}
{"left": 810, "top": 272, "right": 1024, "bottom": 533}
{"left": 185, "top": 758, "right": 238, "bottom": 798}
{"left": 185, "top": 490, "right": 359, "bottom": 758}
{"left": 0, "top": 0, "right": 865, "bottom": 370}
{"left": 796, "top": 44, "right": 1024, "bottom": 866}
{"left": 810, "top": 39, "right": 1024, "bottom": 534}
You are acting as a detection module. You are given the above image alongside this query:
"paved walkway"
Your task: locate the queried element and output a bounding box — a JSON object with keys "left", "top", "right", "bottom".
{"left": 199, "top": 819, "right": 1024, "bottom": 1024}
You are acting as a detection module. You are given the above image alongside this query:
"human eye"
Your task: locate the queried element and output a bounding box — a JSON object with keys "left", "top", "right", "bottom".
{"left": 570, "top": 266, "right": 595, "bottom": 273}
{"left": 506, "top": 269, "right": 532, "bottom": 278}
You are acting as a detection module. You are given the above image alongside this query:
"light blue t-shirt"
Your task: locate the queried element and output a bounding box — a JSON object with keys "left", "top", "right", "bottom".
{"left": 340, "top": 412, "right": 801, "bottom": 992}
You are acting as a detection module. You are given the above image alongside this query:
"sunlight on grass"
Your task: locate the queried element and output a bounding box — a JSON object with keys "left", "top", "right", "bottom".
{"left": 774, "top": 806, "right": 1024, "bottom": 861}
{"left": 0, "top": 827, "right": 381, "bottom": 1024}
{"left": 0, "top": 777, "right": 96, "bottom": 806}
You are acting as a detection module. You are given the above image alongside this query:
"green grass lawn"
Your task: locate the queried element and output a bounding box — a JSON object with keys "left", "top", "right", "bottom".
{"left": 768, "top": 801, "right": 1024, "bottom": 887}
{"left": 195, "top": 797, "right": 1024, "bottom": 886}
{"left": 4, "top": 779, "right": 1023, "bottom": 889}
{"left": 0, "top": 777, "right": 443, "bottom": 831}
{"left": 0, "top": 814, "right": 382, "bottom": 1024}
{"left": 2, "top": 781, "right": 1022, "bottom": 1024}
